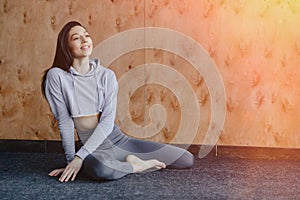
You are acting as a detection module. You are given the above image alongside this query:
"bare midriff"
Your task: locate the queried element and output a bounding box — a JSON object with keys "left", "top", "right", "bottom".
{"left": 73, "top": 113, "right": 101, "bottom": 132}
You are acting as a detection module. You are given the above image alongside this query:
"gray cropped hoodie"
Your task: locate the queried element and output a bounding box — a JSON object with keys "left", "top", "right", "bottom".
{"left": 45, "top": 59, "right": 118, "bottom": 163}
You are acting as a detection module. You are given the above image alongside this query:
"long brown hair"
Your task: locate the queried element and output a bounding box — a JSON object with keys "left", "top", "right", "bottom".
{"left": 41, "top": 21, "right": 84, "bottom": 97}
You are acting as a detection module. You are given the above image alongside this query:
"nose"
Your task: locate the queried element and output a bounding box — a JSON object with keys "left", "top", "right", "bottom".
{"left": 81, "top": 35, "right": 88, "bottom": 43}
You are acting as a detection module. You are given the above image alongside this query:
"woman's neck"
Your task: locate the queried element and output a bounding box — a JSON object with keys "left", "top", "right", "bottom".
{"left": 72, "top": 57, "right": 90, "bottom": 75}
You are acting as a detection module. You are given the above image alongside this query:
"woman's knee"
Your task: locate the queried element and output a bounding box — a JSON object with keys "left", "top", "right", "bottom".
{"left": 83, "top": 155, "right": 119, "bottom": 180}
{"left": 171, "top": 150, "right": 194, "bottom": 169}
{"left": 183, "top": 151, "right": 195, "bottom": 168}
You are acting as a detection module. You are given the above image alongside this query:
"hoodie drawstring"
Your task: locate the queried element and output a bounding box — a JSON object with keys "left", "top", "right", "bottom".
{"left": 70, "top": 62, "right": 101, "bottom": 117}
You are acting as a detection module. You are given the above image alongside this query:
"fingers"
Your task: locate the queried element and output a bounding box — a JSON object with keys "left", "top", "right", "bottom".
{"left": 71, "top": 170, "right": 79, "bottom": 181}
{"left": 48, "top": 168, "right": 64, "bottom": 177}
{"left": 59, "top": 165, "right": 80, "bottom": 182}
{"left": 48, "top": 170, "right": 57, "bottom": 177}
{"left": 50, "top": 157, "right": 83, "bottom": 182}
{"left": 59, "top": 167, "right": 72, "bottom": 182}
{"left": 48, "top": 167, "right": 78, "bottom": 182}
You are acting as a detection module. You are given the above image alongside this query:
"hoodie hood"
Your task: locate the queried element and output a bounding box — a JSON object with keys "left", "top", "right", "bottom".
{"left": 69, "top": 58, "right": 101, "bottom": 77}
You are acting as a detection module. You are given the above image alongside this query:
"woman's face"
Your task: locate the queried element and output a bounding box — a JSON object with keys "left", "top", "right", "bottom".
{"left": 68, "top": 26, "right": 93, "bottom": 59}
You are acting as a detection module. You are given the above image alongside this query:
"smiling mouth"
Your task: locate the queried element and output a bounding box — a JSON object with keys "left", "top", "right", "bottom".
{"left": 81, "top": 45, "right": 90, "bottom": 50}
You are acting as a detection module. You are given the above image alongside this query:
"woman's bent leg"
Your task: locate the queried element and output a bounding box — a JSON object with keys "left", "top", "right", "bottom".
{"left": 119, "top": 138, "right": 194, "bottom": 169}
{"left": 82, "top": 152, "right": 133, "bottom": 181}
{"left": 81, "top": 125, "right": 194, "bottom": 180}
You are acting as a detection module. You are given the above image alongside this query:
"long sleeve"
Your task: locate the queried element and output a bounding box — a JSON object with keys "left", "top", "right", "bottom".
{"left": 75, "top": 70, "right": 118, "bottom": 160}
{"left": 45, "top": 68, "right": 75, "bottom": 163}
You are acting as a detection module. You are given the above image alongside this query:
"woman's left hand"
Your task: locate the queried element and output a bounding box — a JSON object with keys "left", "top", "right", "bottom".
{"left": 56, "top": 156, "right": 83, "bottom": 182}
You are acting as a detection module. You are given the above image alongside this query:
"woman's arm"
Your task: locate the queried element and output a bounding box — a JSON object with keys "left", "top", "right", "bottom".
{"left": 45, "top": 68, "right": 75, "bottom": 163}
{"left": 75, "top": 69, "right": 118, "bottom": 160}
{"left": 45, "top": 68, "right": 84, "bottom": 182}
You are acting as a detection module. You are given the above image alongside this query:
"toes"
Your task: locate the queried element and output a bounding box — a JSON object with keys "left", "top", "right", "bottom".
{"left": 156, "top": 161, "right": 166, "bottom": 169}
{"left": 127, "top": 155, "right": 166, "bottom": 173}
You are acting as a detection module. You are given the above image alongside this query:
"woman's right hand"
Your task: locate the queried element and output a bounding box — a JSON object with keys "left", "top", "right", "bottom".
{"left": 48, "top": 156, "right": 83, "bottom": 182}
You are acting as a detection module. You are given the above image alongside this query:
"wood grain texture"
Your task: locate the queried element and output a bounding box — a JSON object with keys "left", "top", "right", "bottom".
{"left": 0, "top": 0, "right": 299, "bottom": 149}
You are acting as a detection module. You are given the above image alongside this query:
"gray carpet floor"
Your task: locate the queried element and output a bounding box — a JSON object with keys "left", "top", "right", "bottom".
{"left": 0, "top": 152, "right": 299, "bottom": 200}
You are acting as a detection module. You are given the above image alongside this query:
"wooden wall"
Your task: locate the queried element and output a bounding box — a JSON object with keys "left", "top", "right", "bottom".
{"left": 0, "top": 0, "right": 299, "bottom": 149}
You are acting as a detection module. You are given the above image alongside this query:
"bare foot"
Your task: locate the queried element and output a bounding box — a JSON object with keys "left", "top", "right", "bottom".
{"left": 126, "top": 155, "right": 166, "bottom": 173}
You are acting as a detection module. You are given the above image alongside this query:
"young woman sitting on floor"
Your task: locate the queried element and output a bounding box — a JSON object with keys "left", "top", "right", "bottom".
{"left": 41, "top": 21, "right": 194, "bottom": 182}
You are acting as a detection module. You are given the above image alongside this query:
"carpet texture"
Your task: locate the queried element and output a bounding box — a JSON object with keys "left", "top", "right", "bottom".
{"left": 0, "top": 152, "right": 299, "bottom": 200}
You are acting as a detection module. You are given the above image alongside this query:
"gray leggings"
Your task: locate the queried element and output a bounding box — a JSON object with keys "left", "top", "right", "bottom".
{"left": 81, "top": 125, "right": 194, "bottom": 180}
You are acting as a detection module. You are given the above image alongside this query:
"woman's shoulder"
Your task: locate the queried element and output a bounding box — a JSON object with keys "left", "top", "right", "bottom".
{"left": 103, "top": 67, "right": 116, "bottom": 77}
{"left": 100, "top": 68, "right": 117, "bottom": 85}
{"left": 47, "top": 67, "right": 67, "bottom": 82}
{"left": 47, "top": 67, "right": 67, "bottom": 80}
{"left": 94, "top": 66, "right": 117, "bottom": 89}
